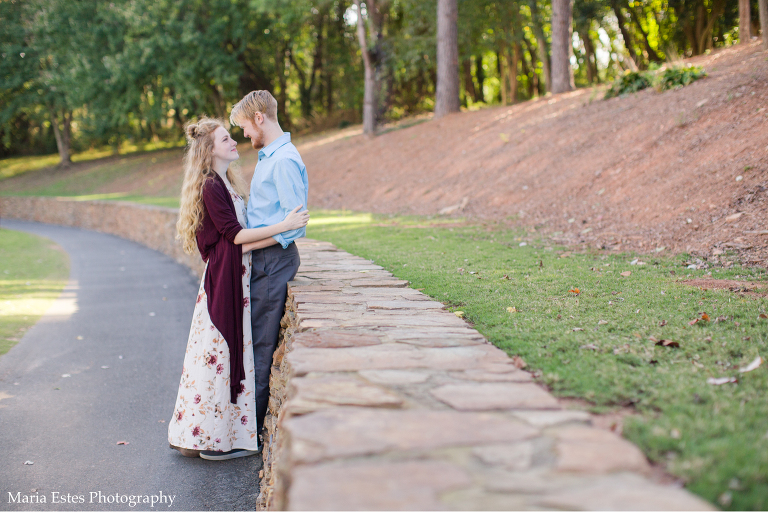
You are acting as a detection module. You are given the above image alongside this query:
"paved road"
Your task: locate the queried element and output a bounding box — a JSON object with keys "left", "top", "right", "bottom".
{"left": 0, "top": 220, "right": 261, "bottom": 511}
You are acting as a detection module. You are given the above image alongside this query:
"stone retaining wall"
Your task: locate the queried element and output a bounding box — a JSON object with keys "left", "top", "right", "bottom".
{"left": 257, "top": 238, "right": 713, "bottom": 511}
{"left": 0, "top": 196, "right": 204, "bottom": 276}
{"left": 2, "top": 196, "right": 713, "bottom": 510}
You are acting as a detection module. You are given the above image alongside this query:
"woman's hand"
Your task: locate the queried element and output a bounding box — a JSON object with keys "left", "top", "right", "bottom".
{"left": 282, "top": 205, "right": 310, "bottom": 231}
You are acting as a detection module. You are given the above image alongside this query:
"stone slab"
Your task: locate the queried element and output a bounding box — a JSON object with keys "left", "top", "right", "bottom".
{"left": 286, "top": 375, "right": 404, "bottom": 414}
{"left": 292, "top": 331, "right": 384, "bottom": 348}
{"left": 288, "top": 460, "right": 471, "bottom": 510}
{"left": 349, "top": 280, "right": 409, "bottom": 288}
{"left": 431, "top": 383, "right": 561, "bottom": 410}
{"left": 535, "top": 473, "right": 716, "bottom": 511}
{"left": 367, "top": 300, "right": 445, "bottom": 310}
{"left": 286, "top": 344, "right": 513, "bottom": 375}
{"left": 283, "top": 407, "right": 539, "bottom": 463}
{"left": 549, "top": 425, "right": 651, "bottom": 475}
{"left": 359, "top": 369, "right": 432, "bottom": 384}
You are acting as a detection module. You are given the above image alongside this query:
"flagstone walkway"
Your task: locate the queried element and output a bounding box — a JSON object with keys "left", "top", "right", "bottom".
{"left": 259, "top": 239, "right": 714, "bottom": 511}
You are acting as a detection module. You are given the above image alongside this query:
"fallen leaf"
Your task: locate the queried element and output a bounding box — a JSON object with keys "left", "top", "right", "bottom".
{"left": 659, "top": 320, "right": 667, "bottom": 327}
{"left": 655, "top": 339, "right": 680, "bottom": 348}
{"left": 716, "top": 316, "right": 728, "bottom": 323}
{"left": 24, "top": 461, "right": 34, "bottom": 465}
{"left": 469, "top": 271, "right": 477, "bottom": 274}
{"left": 501, "top": 274, "right": 510, "bottom": 280}
{"left": 598, "top": 320, "right": 608, "bottom": 325}
{"left": 573, "top": 327, "right": 584, "bottom": 332}
{"left": 688, "top": 318, "right": 699, "bottom": 326}
{"left": 759, "top": 313, "right": 768, "bottom": 319}
{"left": 559, "top": 252, "right": 572, "bottom": 259}
{"left": 569, "top": 288, "right": 580, "bottom": 295}
{"left": 620, "top": 271, "right": 632, "bottom": 277}
{"left": 454, "top": 311, "right": 465, "bottom": 318}
{"left": 707, "top": 376, "right": 737, "bottom": 385}
{"left": 738, "top": 356, "right": 763, "bottom": 373}
{"left": 511, "top": 356, "right": 527, "bottom": 369}
{"left": 506, "top": 306, "right": 518, "bottom": 313}
{"left": 116, "top": 441, "right": 129, "bottom": 445}
{"left": 701, "top": 313, "right": 710, "bottom": 321}
{"left": 580, "top": 343, "right": 598, "bottom": 350}
{"left": 725, "top": 212, "right": 744, "bottom": 223}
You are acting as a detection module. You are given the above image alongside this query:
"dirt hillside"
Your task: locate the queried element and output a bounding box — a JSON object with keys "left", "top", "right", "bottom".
{"left": 300, "top": 42, "right": 768, "bottom": 266}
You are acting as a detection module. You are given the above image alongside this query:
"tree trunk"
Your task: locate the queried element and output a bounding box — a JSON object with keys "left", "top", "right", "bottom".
{"left": 498, "top": 48, "right": 508, "bottom": 104}
{"left": 627, "top": 2, "right": 663, "bottom": 61}
{"left": 435, "top": 0, "right": 460, "bottom": 117}
{"left": 354, "top": 0, "right": 377, "bottom": 135}
{"left": 760, "top": 0, "right": 768, "bottom": 50}
{"left": 475, "top": 54, "right": 485, "bottom": 102}
{"left": 551, "top": 0, "right": 573, "bottom": 93}
{"left": 506, "top": 43, "right": 520, "bottom": 103}
{"left": 276, "top": 44, "right": 291, "bottom": 130}
{"left": 528, "top": 0, "right": 551, "bottom": 92}
{"left": 611, "top": 0, "right": 639, "bottom": 69}
{"left": 740, "top": 0, "right": 752, "bottom": 43}
{"left": 579, "top": 30, "right": 598, "bottom": 83}
{"left": 49, "top": 106, "right": 71, "bottom": 166}
{"left": 462, "top": 58, "right": 476, "bottom": 105}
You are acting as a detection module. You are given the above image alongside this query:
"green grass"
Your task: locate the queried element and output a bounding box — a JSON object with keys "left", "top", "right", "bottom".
{"left": 0, "top": 139, "right": 184, "bottom": 181}
{"left": 0, "top": 229, "right": 70, "bottom": 357}
{"left": 306, "top": 210, "right": 768, "bottom": 510}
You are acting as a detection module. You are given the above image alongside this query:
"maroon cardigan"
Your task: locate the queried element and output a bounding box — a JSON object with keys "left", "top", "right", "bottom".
{"left": 197, "top": 173, "right": 245, "bottom": 404}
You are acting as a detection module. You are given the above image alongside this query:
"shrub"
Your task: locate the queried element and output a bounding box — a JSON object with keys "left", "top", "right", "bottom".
{"left": 604, "top": 65, "right": 707, "bottom": 100}
{"left": 604, "top": 70, "right": 653, "bottom": 99}
{"left": 657, "top": 65, "right": 707, "bottom": 91}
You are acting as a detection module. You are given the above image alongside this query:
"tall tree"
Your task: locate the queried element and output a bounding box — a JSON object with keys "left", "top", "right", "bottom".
{"left": 551, "top": 0, "right": 573, "bottom": 93}
{"left": 528, "top": 0, "right": 551, "bottom": 93}
{"left": 353, "top": 0, "right": 383, "bottom": 135}
{"left": 760, "top": 0, "right": 768, "bottom": 49}
{"left": 740, "top": 0, "right": 752, "bottom": 42}
{"left": 435, "top": 0, "right": 460, "bottom": 117}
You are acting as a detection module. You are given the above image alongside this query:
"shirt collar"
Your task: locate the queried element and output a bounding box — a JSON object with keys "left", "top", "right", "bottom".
{"left": 258, "top": 132, "right": 291, "bottom": 159}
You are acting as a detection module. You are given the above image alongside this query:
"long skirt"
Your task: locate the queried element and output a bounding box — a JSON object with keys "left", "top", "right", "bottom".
{"left": 168, "top": 255, "right": 258, "bottom": 452}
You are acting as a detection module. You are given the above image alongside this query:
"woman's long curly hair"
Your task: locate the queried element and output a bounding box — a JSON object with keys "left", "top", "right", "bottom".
{"left": 176, "top": 117, "right": 249, "bottom": 255}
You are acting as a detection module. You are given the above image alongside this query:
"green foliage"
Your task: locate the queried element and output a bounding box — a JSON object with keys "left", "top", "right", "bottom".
{"left": 604, "top": 70, "right": 653, "bottom": 99}
{"left": 657, "top": 65, "right": 707, "bottom": 91}
{"left": 306, "top": 210, "right": 768, "bottom": 509}
{"left": 605, "top": 65, "right": 707, "bottom": 99}
{"left": 0, "top": 228, "right": 69, "bottom": 357}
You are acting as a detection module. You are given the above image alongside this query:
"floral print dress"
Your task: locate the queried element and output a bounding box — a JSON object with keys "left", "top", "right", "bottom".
{"left": 168, "top": 182, "right": 258, "bottom": 452}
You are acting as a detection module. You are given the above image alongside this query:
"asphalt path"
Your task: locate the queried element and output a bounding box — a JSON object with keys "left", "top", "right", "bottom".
{"left": 0, "top": 220, "right": 261, "bottom": 511}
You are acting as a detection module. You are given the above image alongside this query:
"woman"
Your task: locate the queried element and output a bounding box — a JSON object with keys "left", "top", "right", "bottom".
{"left": 168, "top": 117, "right": 308, "bottom": 460}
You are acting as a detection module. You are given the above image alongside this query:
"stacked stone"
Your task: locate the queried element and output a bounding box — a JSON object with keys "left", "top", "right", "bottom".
{"left": 259, "top": 238, "right": 712, "bottom": 511}
{"left": 1, "top": 197, "right": 204, "bottom": 276}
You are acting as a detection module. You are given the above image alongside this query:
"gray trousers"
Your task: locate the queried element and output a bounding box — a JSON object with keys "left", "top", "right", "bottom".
{"left": 250, "top": 242, "right": 300, "bottom": 434}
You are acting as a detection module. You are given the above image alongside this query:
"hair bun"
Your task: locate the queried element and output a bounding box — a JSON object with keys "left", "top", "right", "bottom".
{"left": 186, "top": 124, "right": 200, "bottom": 140}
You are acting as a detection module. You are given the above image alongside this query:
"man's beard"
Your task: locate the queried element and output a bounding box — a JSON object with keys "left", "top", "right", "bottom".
{"left": 250, "top": 124, "right": 266, "bottom": 150}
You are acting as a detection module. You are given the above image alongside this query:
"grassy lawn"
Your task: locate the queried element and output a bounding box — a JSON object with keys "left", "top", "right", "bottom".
{"left": 306, "top": 211, "right": 768, "bottom": 510}
{"left": 0, "top": 139, "right": 184, "bottom": 181}
{"left": 0, "top": 229, "right": 70, "bottom": 357}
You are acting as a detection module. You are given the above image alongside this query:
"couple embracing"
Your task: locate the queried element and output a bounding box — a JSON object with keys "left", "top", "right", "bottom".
{"left": 167, "top": 90, "right": 309, "bottom": 460}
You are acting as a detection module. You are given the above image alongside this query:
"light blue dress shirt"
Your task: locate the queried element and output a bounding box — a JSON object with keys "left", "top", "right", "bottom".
{"left": 246, "top": 133, "right": 308, "bottom": 249}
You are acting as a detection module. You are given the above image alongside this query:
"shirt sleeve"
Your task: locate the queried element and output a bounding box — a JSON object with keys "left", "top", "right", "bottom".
{"left": 202, "top": 178, "right": 243, "bottom": 243}
{"left": 272, "top": 158, "right": 307, "bottom": 249}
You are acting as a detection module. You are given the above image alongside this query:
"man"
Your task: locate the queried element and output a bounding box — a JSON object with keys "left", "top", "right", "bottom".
{"left": 229, "top": 90, "right": 308, "bottom": 444}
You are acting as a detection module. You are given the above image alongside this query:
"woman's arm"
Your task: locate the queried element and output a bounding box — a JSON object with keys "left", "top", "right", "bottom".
{"left": 242, "top": 237, "right": 279, "bottom": 253}
{"left": 233, "top": 205, "right": 309, "bottom": 245}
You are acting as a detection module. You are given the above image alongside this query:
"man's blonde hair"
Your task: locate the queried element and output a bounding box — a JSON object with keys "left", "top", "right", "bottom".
{"left": 230, "top": 90, "right": 278, "bottom": 127}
